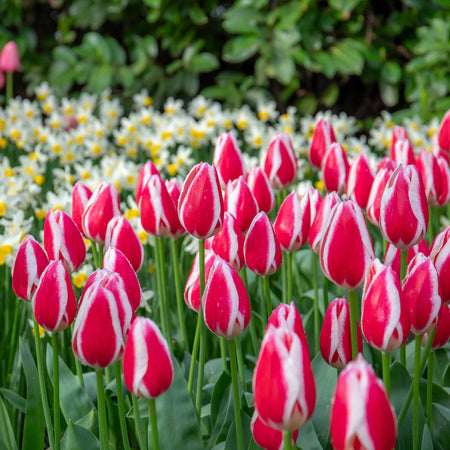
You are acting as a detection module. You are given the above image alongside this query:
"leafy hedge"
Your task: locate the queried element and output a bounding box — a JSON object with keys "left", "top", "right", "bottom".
{"left": 1, "top": 0, "right": 449, "bottom": 119}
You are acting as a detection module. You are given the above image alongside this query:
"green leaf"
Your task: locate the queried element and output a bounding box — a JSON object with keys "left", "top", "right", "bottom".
{"left": 0, "top": 388, "right": 26, "bottom": 413}
{"left": 296, "top": 419, "right": 322, "bottom": 449}
{"left": 431, "top": 403, "right": 450, "bottom": 449}
{"left": 61, "top": 420, "right": 100, "bottom": 450}
{"left": 379, "top": 80, "right": 399, "bottom": 107}
{"left": 20, "top": 339, "right": 45, "bottom": 450}
{"left": 330, "top": 39, "right": 365, "bottom": 75}
{"left": 223, "top": 8, "right": 264, "bottom": 34}
{"left": 297, "top": 95, "right": 318, "bottom": 115}
{"left": 52, "top": 46, "right": 77, "bottom": 65}
{"left": 83, "top": 32, "right": 112, "bottom": 64}
{"left": 0, "top": 395, "right": 17, "bottom": 450}
{"left": 118, "top": 66, "right": 134, "bottom": 89}
{"left": 381, "top": 62, "right": 402, "bottom": 84}
{"left": 328, "top": 0, "right": 362, "bottom": 12}
{"left": 187, "top": 5, "right": 208, "bottom": 25}
{"left": 272, "top": 52, "right": 295, "bottom": 85}
{"left": 189, "top": 53, "right": 220, "bottom": 73}
{"left": 87, "top": 65, "right": 113, "bottom": 93}
{"left": 224, "top": 412, "right": 252, "bottom": 450}
{"left": 223, "top": 36, "right": 261, "bottom": 63}
{"left": 421, "top": 424, "right": 433, "bottom": 450}
{"left": 322, "top": 83, "right": 340, "bottom": 107}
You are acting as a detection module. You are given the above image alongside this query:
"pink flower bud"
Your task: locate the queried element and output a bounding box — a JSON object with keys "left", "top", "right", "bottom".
{"left": 82, "top": 182, "right": 121, "bottom": 244}
{"left": 430, "top": 226, "right": 450, "bottom": 305}
{"left": 0, "top": 41, "right": 20, "bottom": 73}
{"left": 178, "top": 162, "right": 224, "bottom": 239}
{"left": 361, "top": 259, "right": 410, "bottom": 352}
{"left": 253, "top": 326, "right": 316, "bottom": 431}
{"left": 383, "top": 240, "right": 430, "bottom": 276}
{"left": 263, "top": 132, "right": 298, "bottom": 190}
{"left": 309, "top": 192, "right": 341, "bottom": 255}
{"left": 416, "top": 150, "right": 443, "bottom": 206}
{"left": 202, "top": 256, "right": 251, "bottom": 338}
{"left": 320, "top": 200, "right": 375, "bottom": 290}
{"left": 213, "top": 132, "right": 246, "bottom": 189}
{"left": 403, "top": 253, "right": 441, "bottom": 334}
{"left": 44, "top": 209, "right": 86, "bottom": 273}
{"left": 437, "top": 156, "right": 450, "bottom": 206}
{"left": 305, "top": 186, "right": 322, "bottom": 226}
{"left": 379, "top": 165, "right": 429, "bottom": 250}
{"left": 123, "top": 317, "right": 173, "bottom": 398}
{"left": 224, "top": 176, "right": 259, "bottom": 233}
{"left": 245, "top": 166, "right": 275, "bottom": 213}
{"left": 72, "top": 182, "right": 93, "bottom": 233}
{"left": 211, "top": 212, "right": 245, "bottom": 271}
{"left": 366, "top": 167, "right": 394, "bottom": 226}
{"left": 308, "top": 119, "right": 336, "bottom": 168}
{"left": 244, "top": 212, "right": 282, "bottom": 276}
{"left": 330, "top": 355, "right": 397, "bottom": 450}
{"left": 105, "top": 216, "right": 143, "bottom": 272}
{"left": 392, "top": 138, "right": 415, "bottom": 166}
{"left": 321, "top": 143, "right": 349, "bottom": 194}
{"left": 377, "top": 157, "right": 397, "bottom": 173}
{"left": 346, "top": 153, "right": 375, "bottom": 209}
{"left": 438, "top": 109, "right": 450, "bottom": 152}
{"left": 12, "top": 235, "right": 49, "bottom": 301}
{"left": 136, "top": 161, "right": 161, "bottom": 206}
{"left": 32, "top": 260, "right": 77, "bottom": 332}
{"left": 422, "top": 304, "right": 450, "bottom": 351}
{"left": 320, "top": 297, "right": 363, "bottom": 370}
{"left": 250, "top": 410, "right": 299, "bottom": 450}
{"left": 274, "top": 191, "right": 310, "bottom": 252}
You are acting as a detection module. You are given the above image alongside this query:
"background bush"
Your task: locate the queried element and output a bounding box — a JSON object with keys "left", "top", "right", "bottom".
{"left": 1, "top": 0, "right": 449, "bottom": 119}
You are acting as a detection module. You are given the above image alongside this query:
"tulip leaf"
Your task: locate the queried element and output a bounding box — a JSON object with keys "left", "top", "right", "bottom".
{"left": 224, "top": 412, "right": 252, "bottom": 450}
{"left": 0, "top": 395, "right": 17, "bottom": 450}
{"left": 443, "top": 362, "right": 450, "bottom": 387}
{"left": 419, "top": 379, "right": 450, "bottom": 409}
{"left": 296, "top": 419, "right": 322, "bottom": 449}
{"left": 421, "top": 424, "right": 433, "bottom": 450}
{"left": 0, "top": 388, "right": 26, "bottom": 413}
{"left": 20, "top": 339, "right": 45, "bottom": 450}
{"left": 61, "top": 420, "right": 100, "bottom": 450}
{"left": 431, "top": 403, "right": 450, "bottom": 449}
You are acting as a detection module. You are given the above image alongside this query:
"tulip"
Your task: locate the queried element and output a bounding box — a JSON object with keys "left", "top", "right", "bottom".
{"left": 0, "top": 41, "right": 20, "bottom": 73}
{"left": 320, "top": 297, "right": 363, "bottom": 370}
{"left": 246, "top": 166, "right": 276, "bottom": 213}
{"left": 71, "top": 182, "right": 92, "bottom": 233}
{"left": 224, "top": 176, "right": 259, "bottom": 233}
{"left": 136, "top": 160, "right": 161, "bottom": 206}
{"left": 44, "top": 209, "right": 86, "bottom": 273}
{"left": 366, "top": 167, "right": 394, "bottom": 226}
{"left": 438, "top": 109, "right": 450, "bottom": 152}
{"left": 422, "top": 304, "right": 450, "bottom": 351}
{"left": 305, "top": 186, "right": 322, "bottom": 226}
{"left": 391, "top": 137, "right": 415, "bottom": 166}
{"left": 330, "top": 354, "right": 397, "bottom": 450}
{"left": 253, "top": 325, "right": 316, "bottom": 430}
{"left": 321, "top": 142, "right": 349, "bottom": 194}
{"left": 377, "top": 157, "right": 397, "bottom": 173}
{"left": 213, "top": 132, "right": 246, "bottom": 189}
{"left": 430, "top": 226, "right": 450, "bottom": 305}
{"left": 415, "top": 150, "right": 443, "bottom": 206}
{"left": 12, "top": 235, "right": 49, "bottom": 301}
{"left": 346, "top": 153, "right": 375, "bottom": 209}
{"left": 178, "top": 162, "right": 224, "bottom": 239}
{"left": 437, "top": 156, "right": 450, "bottom": 206}
{"left": 211, "top": 212, "right": 245, "bottom": 271}
{"left": 263, "top": 132, "right": 298, "bottom": 190}
{"left": 32, "top": 260, "right": 77, "bottom": 332}
{"left": 383, "top": 240, "right": 430, "bottom": 277}
{"left": 82, "top": 182, "right": 121, "bottom": 244}
{"left": 165, "top": 178, "right": 186, "bottom": 238}
{"left": 308, "top": 119, "right": 336, "bottom": 168}
{"left": 361, "top": 259, "right": 410, "bottom": 352}
{"left": 379, "top": 165, "right": 429, "bottom": 250}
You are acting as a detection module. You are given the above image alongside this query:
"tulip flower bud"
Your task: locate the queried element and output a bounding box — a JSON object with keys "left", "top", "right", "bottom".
{"left": 136, "top": 161, "right": 161, "bottom": 206}
{"left": 250, "top": 410, "right": 299, "bottom": 450}
{"left": 274, "top": 191, "right": 310, "bottom": 252}
{"left": 330, "top": 355, "right": 397, "bottom": 450}
{"left": 430, "top": 226, "right": 450, "bottom": 305}
{"left": 72, "top": 182, "right": 92, "bottom": 233}
{"left": 224, "top": 176, "right": 259, "bottom": 233}
{"left": 211, "top": 212, "right": 245, "bottom": 271}
{"left": 253, "top": 326, "right": 316, "bottom": 431}
{"left": 82, "top": 182, "right": 121, "bottom": 244}
{"left": 320, "top": 297, "right": 363, "bottom": 370}
{"left": 246, "top": 166, "right": 276, "bottom": 213}
{"left": 263, "top": 132, "right": 298, "bottom": 190}
{"left": 213, "top": 132, "right": 246, "bottom": 189}
{"left": 361, "top": 259, "right": 410, "bottom": 352}
{"left": 437, "top": 156, "right": 450, "bottom": 206}
{"left": 178, "top": 162, "right": 224, "bottom": 239}
{"left": 0, "top": 41, "right": 20, "bottom": 73}
{"left": 438, "top": 109, "right": 450, "bottom": 152}
{"left": 44, "top": 209, "right": 86, "bottom": 273}
{"left": 244, "top": 212, "right": 282, "bottom": 276}
{"left": 165, "top": 178, "right": 186, "bottom": 238}
{"left": 321, "top": 143, "right": 349, "bottom": 194}
{"left": 392, "top": 137, "right": 415, "bottom": 166}
{"left": 32, "top": 260, "right": 77, "bottom": 332}
{"left": 377, "top": 157, "right": 397, "bottom": 173}
{"left": 403, "top": 254, "right": 441, "bottom": 334}
{"left": 379, "top": 165, "right": 429, "bottom": 250}
{"left": 202, "top": 256, "right": 251, "bottom": 338}
{"left": 320, "top": 200, "right": 374, "bottom": 290}
{"left": 123, "top": 317, "right": 173, "bottom": 398}
{"left": 422, "top": 304, "right": 450, "bottom": 351}
{"left": 305, "top": 186, "right": 322, "bottom": 226}
{"left": 416, "top": 150, "right": 443, "bottom": 206}
{"left": 366, "top": 167, "right": 394, "bottom": 226}
{"left": 308, "top": 119, "right": 336, "bottom": 168}
{"left": 383, "top": 240, "right": 430, "bottom": 276}
{"left": 346, "top": 153, "right": 375, "bottom": 209}
{"left": 12, "top": 235, "right": 49, "bottom": 301}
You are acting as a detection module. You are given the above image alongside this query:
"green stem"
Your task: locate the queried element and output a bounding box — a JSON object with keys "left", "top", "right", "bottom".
{"left": 281, "top": 251, "right": 287, "bottom": 303}
{"left": 400, "top": 250, "right": 408, "bottom": 367}
{"left": 115, "top": 361, "right": 131, "bottom": 450}
{"left": 286, "top": 252, "right": 293, "bottom": 303}
{"left": 228, "top": 339, "right": 244, "bottom": 450}
{"left": 91, "top": 241, "right": 101, "bottom": 269}
{"left": 248, "top": 313, "right": 259, "bottom": 356}
{"left": 413, "top": 334, "right": 422, "bottom": 450}
{"left": 428, "top": 207, "right": 434, "bottom": 245}
{"left": 96, "top": 370, "right": 109, "bottom": 450}
{"left": 153, "top": 239, "right": 168, "bottom": 342}
{"left": 348, "top": 290, "right": 359, "bottom": 360}
{"left": 7, "top": 297, "right": 20, "bottom": 383}
{"left": 33, "top": 317, "right": 55, "bottom": 450}
{"left": 312, "top": 253, "right": 320, "bottom": 355}
{"left": 322, "top": 273, "right": 329, "bottom": 312}
{"left": 427, "top": 352, "right": 434, "bottom": 431}
{"left": 263, "top": 276, "right": 272, "bottom": 318}
{"left": 382, "top": 351, "right": 391, "bottom": 397}
{"left": 52, "top": 333, "right": 61, "bottom": 450}
{"left": 259, "top": 277, "right": 267, "bottom": 326}
{"left": 157, "top": 237, "right": 173, "bottom": 352}
{"left": 148, "top": 398, "right": 160, "bottom": 450}
{"left": 188, "top": 314, "right": 201, "bottom": 396}
{"left": 220, "top": 338, "right": 227, "bottom": 372}
{"left": 236, "top": 336, "right": 246, "bottom": 387}
{"left": 132, "top": 395, "right": 146, "bottom": 450}
{"left": 171, "top": 239, "right": 188, "bottom": 351}
{"left": 283, "top": 430, "right": 293, "bottom": 450}
{"left": 74, "top": 353, "right": 85, "bottom": 387}
{"left": 6, "top": 71, "right": 13, "bottom": 104}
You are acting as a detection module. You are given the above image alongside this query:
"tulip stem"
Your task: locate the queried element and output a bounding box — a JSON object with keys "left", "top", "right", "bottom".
{"left": 6, "top": 72, "right": 13, "bottom": 104}
{"left": 312, "top": 253, "right": 320, "bottom": 354}
{"left": 240, "top": 267, "right": 258, "bottom": 354}
{"left": 148, "top": 398, "right": 160, "bottom": 450}
{"left": 52, "top": 333, "right": 61, "bottom": 450}
{"left": 96, "top": 369, "right": 109, "bottom": 450}
{"left": 170, "top": 239, "right": 188, "bottom": 351}
{"left": 400, "top": 250, "right": 408, "bottom": 366}
{"left": 236, "top": 336, "right": 246, "bottom": 387}
{"left": 283, "top": 430, "right": 293, "bottom": 450}
{"left": 263, "top": 276, "right": 272, "bottom": 318}
{"left": 348, "top": 289, "right": 359, "bottom": 360}
{"left": 132, "top": 395, "right": 146, "bottom": 450}
{"left": 413, "top": 334, "right": 422, "bottom": 450}
{"left": 153, "top": 240, "right": 169, "bottom": 346}
{"left": 259, "top": 277, "right": 267, "bottom": 325}
{"left": 188, "top": 315, "right": 200, "bottom": 396}
{"left": 426, "top": 351, "right": 434, "bottom": 431}
{"left": 281, "top": 252, "right": 287, "bottom": 303}
{"left": 228, "top": 339, "right": 244, "bottom": 450}
{"left": 115, "top": 361, "right": 131, "bottom": 450}
{"left": 382, "top": 351, "right": 391, "bottom": 397}
{"left": 220, "top": 338, "right": 228, "bottom": 372}
{"left": 287, "top": 252, "right": 293, "bottom": 303}
{"left": 6, "top": 296, "right": 20, "bottom": 384}
{"left": 322, "top": 273, "right": 329, "bottom": 312}
{"left": 33, "top": 317, "right": 55, "bottom": 450}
